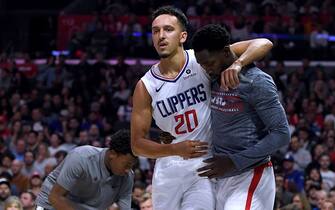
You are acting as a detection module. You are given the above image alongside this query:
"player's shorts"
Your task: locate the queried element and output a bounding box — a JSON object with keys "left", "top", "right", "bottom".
{"left": 215, "top": 162, "right": 275, "bottom": 210}
{"left": 152, "top": 156, "right": 215, "bottom": 210}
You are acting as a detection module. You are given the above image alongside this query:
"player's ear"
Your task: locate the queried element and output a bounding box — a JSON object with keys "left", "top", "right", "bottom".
{"left": 180, "top": 31, "right": 187, "bottom": 44}
{"left": 109, "top": 150, "right": 118, "bottom": 159}
{"left": 223, "top": 46, "right": 230, "bottom": 57}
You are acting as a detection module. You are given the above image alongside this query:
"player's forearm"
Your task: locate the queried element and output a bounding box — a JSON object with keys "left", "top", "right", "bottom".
{"left": 49, "top": 195, "right": 75, "bottom": 210}
{"left": 236, "top": 38, "right": 273, "bottom": 67}
{"left": 132, "top": 137, "right": 176, "bottom": 158}
{"left": 230, "top": 124, "right": 290, "bottom": 170}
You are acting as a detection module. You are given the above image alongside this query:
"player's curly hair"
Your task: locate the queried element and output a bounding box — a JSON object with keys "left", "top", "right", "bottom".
{"left": 108, "top": 129, "right": 134, "bottom": 156}
{"left": 192, "top": 24, "right": 230, "bottom": 53}
{"left": 152, "top": 6, "right": 188, "bottom": 31}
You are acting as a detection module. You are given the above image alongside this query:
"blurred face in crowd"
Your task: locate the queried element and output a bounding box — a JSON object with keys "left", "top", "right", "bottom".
{"left": 52, "top": 95, "right": 62, "bottom": 107}
{"left": 319, "top": 155, "right": 331, "bottom": 170}
{"left": 11, "top": 160, "right": 23, "bottom": 175}
{"left": 12, "top": 121, "right": 21, "bottom": 133}
{"left": 38, "top": 143, "right": 49, "bottom": 157}
{"left": 290, "top": 136, "right": 300, "bottom": 152}
{"left": 0, "top": 183, "right": 11, "bottom": 200}
{"left": 140, "top": 198, "right": 153, "bottom": 210}
{"left": 313, "top": 144, "right": 326, "bottom": 160}
{"left": 79, "top": 131, "right": 89, "bottom": 144}
{"left": 69, "top": 118, "right": 79, "bottom": 130}
{"left": 5, "top": 203, "right": 21, "bottom": 210}
{"left": 152, "top": 14, "right": 187, "bottom": 58}
{"left": 27, "top": 132, "right": 37, "bottom": 146}
{"left": 132, "top": 187, "right": 144, "bottom": 204}
{"left": 31, "top": 108, "right": 42, "bottom": 121}
{"left": 50, "top": 134, "right": 61, "bottom": 147}
{"left": 89, "top": 124, "right": 100, "bottom": 138}
{"left": 328, "top": 190, "right": 335, "bottom": 206}
{"left": 317, "top": 190, "right": 328, "bottom": 209}
{"left": 292, "top": 194, "right": 303, "bottom": 209}
{"left": 2, "top": 156, "right": 12, "bottom": 168}
{"left": 20, "top": 192, "right": 35, "bottom": 208}
{"left": 309, "top": 168, "right": 321, "bottom": 181}
{"left": 275, "top": 174, "right": 284, "bottom": 189}
{"left": 298, "top": 130, "right": 309, "bottom": 142}
{"left": 24, "top": 151, "right": 35, "bottom": 166}
{"left": 16, "top": 139, "right": 26, "bottom": 154}
{"left": 22, "top": 124, "right": 31, "bottom": 134}
{"left": 321, "top": 201, "right": 334, "bottom": 210}
{"left": 283, "top": 160, "right": 294, "bottom": 171}
{"left": 30, "top": 176, "right": 42, "bottom": 187}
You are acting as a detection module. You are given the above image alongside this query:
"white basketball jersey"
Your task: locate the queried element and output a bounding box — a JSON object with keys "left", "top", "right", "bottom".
{"left": 141, "top": 50, "right": 212, "bottom": 143}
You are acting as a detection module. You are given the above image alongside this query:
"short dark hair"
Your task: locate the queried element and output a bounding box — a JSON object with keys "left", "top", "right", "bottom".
{"left": 152, "top": 6, "right": 188, "bottom": 31}
{"left": 109, "top": 129, "right": 134, "bottom": 156}
{"left": 192, "top": 24, "right": 230, "bottom": 53}
{"left": 21, "top": 190, "right": 36, "bottom": 201}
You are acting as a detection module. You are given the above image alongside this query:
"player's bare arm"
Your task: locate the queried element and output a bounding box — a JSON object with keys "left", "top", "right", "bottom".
{"left": 48, "top": 183, "right": 75, "bottom": 210}
{"left": 221, "top": 38, "right": 273, "bottom": 90}
{"left": 131, "top": 80, "right": 208, "bottom": 159}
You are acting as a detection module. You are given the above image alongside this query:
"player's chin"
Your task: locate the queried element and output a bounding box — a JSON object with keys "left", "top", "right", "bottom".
{"left": 158, "top": 51, "right": 170, "bottom": 58}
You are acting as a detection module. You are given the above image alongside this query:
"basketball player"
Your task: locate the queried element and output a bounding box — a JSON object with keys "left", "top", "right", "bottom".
{"left": 193, "top": 24, "right": 290, "bottom": 210}
{"left": 131, "top": 6, "right": 274, "bottom": 210}
{"left": 35, "top": 130, "right": 136, "bottom": 210}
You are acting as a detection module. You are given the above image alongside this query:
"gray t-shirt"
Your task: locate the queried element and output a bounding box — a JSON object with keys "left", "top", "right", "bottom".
{"left": 211, "top": 66, "right": 290, "bottom": 177}
{"left": 36, "top": 146, "right": 134, "bottom": 210}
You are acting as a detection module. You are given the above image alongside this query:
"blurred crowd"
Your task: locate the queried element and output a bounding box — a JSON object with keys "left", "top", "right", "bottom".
{"left": 0, "top": 50, "right": 335, "bottom": 209}
{"left": 0, "top": 52, "right": 153, "bottom": 210}
{"left": 63, "top": 0, "right": 335, "bottom": 60}
{"left": 0, "top": 1, "right": 334, "bottom": 210}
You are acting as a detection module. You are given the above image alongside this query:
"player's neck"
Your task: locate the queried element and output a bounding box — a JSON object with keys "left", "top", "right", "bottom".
{"left": 158, "top": 48, "right": 185, "bottom": 77}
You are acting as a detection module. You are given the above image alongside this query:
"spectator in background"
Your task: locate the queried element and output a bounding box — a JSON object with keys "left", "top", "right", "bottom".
{"left": 318, "top": 154, "right": 335, "bottom": 192}
{"left": 36, "top": 56, "right": 56, "bottom": 89}
{"left": 0, "top": 152, "right": 15, "bottom": 175}
{"left": 10, "top": 160, "right": 29, "bottom": 195}
{"left": 33, "top": 143, "right": 56, "bottom": 177}
{"left": 113, "top": 78, "right": 131, "bottom": 104}
{"left": 19, "top": 191, "right": 35, "bottom": 210}
{"left": 315, "top": 190, "right": 329, "bottom": 210}
{"left": 10, "top": 139, "right": 26, "bottom": 162}
{"left": 117, "top": 96, "right": 132, "bottom": 123}
{"left": 305, "top": 144, "right": 326, "bottom": 174}
{"left": 59, "top": 132, "right": 76, "bottom": 152}
{"left": 25, "top": 131, "right": 39, "bottom": 155}
{"left": 305, "top": 168, "right": 325, "bottom": 191}
{"left": 21, "top": 152, "right": 36, "bottom": 177}
{"left": 28, "top": 172, "right": 42, "bottom": 197}
{"left": 328, "top": 187, "right": 335, "bottom": 207}
{"left": 0, "top": 178, "right": 12, "bottom": 209}
{"left": 139, "top": 193, "right": 153, "bottom": 210}
{"left": 48, "top": 133, "right": 63, "bottom": 157}
{"left": 275, "top": 173, "right": 294, "bottom": 209}
{"left": 3, "top": 196, "right": 23, "bottom": 210}
{"left": 132, "top": 182, "right": 145, "bottom": 210}
{"left": 287, "top": 135, "right": 312, "bottom": 171}
{"left": 75, "top": 130, "right": 88, "bottom": 146}
{"left": 283, "top": 154, "right": 305, "bottom": 192}
{"left": 281, "top": 193, "right": 311, "bottom": 210}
